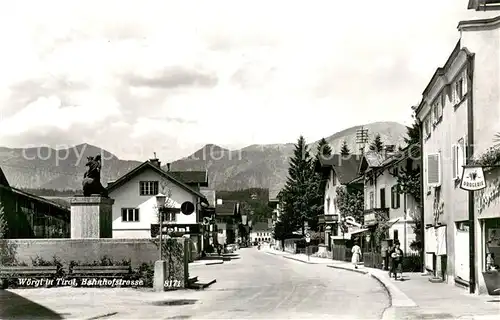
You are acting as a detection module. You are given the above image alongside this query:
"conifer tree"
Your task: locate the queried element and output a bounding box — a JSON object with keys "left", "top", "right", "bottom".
{"left": 369, "top": 134, "right": 384, "bottom": 152}
{"left": 314, "top": 138, "right": 332, "bottom": 167}
{"left": 340, "top": 140, "right": 350, "bottom": 156}
{"left": 278, "top": 136, "right": 322, "bottom": 235}
{"left": 405, "top": 115, "right": 420, "bottom": 146}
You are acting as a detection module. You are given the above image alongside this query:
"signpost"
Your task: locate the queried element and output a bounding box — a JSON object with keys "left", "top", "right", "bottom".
{"left": 305, "top": 233, "right": 311, "bottom": 261}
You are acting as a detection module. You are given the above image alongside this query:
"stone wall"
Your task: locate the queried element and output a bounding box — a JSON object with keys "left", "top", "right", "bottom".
{"left": 0, "top": 238, "right": 189, "bottom": 287}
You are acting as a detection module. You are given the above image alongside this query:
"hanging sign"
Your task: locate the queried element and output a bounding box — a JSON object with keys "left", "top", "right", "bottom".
{"left": 460, "top": 166, "right": 486, "bottom": 191}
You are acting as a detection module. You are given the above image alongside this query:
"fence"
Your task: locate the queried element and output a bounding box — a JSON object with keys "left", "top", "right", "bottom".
{"left": 331, "top": 247, "right": 422, "bottom": 271}
{"left": 297, "top": 246, "right": 319, "bottom": 255}
{"left": 363, "top": 251, "right": 422, "bottom": 271}
{"left": 331, "top": 246, "right": 353, "bottom": 262}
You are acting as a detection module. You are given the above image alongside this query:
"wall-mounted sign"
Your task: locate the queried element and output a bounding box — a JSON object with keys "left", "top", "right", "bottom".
{"left": 460, "top": 166, "right": 486, "bottom": 191}
{"left": 364, "top": 213, "right": 377, "bottom": 226}
{"left": 150, "top": 223, "right": 200, "bottom": 238}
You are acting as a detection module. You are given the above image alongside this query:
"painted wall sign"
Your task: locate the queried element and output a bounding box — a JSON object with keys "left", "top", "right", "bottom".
{"left": 433, "top": 199, "right": 444, "bottom": 226}
{"left": 460, "top": 166, "right": 486, "bottom": 191}
{"left": 476, "top": 176, "right": 500, "bottom": 215}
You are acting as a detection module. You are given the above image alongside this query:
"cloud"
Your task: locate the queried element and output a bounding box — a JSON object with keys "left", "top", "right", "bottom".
{"left": 0, "top": 0, "right": 496, "bottom": 161}
{"left": 126, "top": 66, "right": 218, "bottom": 89}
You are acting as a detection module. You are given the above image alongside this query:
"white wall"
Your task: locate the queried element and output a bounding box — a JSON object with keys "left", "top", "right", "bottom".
{"left": 109, "top": 167, "right": 199, "bottom": 238}
{"left": 416, "top": 45, "right": 470, "bottom": 284}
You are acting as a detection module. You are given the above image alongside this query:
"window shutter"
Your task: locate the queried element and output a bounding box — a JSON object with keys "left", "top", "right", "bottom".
{"left": 427, "top": 153, "right": 441, "bottom": 187}
{"left": 396, "top": 191, "right": 400, "bottom": 208}
{"left": 458, "top": 138, "right": 466, "bottom": 178}
{"left": 391, "top": 187, "right": 395, "bottom": 209}
{"left": 452, "top": 145, "right": 457, "bottom": 179}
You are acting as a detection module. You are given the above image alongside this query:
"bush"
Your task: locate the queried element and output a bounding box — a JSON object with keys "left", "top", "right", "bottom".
{"left": 402, "top": 254, "right": 422, "bottom": 272}
{"left": 130, "top": 262, "right": 154, "bottom": 287}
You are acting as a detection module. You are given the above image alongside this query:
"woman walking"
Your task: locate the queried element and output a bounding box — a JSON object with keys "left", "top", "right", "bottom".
{"left": 351, "top": 242, "right": 362, "bottom": 269}
{"left": 390, "top": 241, "right": 404, "bottom": 280}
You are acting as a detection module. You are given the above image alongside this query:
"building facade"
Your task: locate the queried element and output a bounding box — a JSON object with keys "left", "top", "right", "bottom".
{"left": 359, "top": 149, "right": 420, "bottom": 254}
{"left": 0, "top": 167, "right": 70, "bottom": 239}
{"left": 415, "top": 13, "right": 500, "bottom": 294}
{"left": 315, "top": 154, "right": 363, "bottom": 248}
{"left": 250, "top": 222, "right": 273, "bottom": 243}
{"left": 106, "top": 158, "right": 209, "bottom": 253}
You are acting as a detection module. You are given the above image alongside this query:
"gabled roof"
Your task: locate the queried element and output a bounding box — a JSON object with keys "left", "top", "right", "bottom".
{"left": 317, "top": 154, "right": 362, "bottom": 185}
{"left": 216, "top": 200, "right": 240, "bottom": 216}
{"left": 0, "top": 166, "right": 10, "bottom": 187}
{"left": 252, "top": 221, "right": 271, "bottom": 231}
{"left": 169, "top": 170, "right": 208, "bottom": 187}
{"left": 106, "top": 160, "right": 208, "bottom": 203}
{"left": 0, "top": 184, "right": 69, "bottom": 212}
{"left": 358, "top": 151, "right": 385, "bottom": 175}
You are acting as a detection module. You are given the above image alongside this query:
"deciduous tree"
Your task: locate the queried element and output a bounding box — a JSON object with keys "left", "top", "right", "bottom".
{"left": 334, "top": 186, "right": 364, "bottom": 225}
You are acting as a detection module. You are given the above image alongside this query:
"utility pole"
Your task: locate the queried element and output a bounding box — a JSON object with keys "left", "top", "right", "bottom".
{"left": 356, "top": 127, "right": 369, "bottom": 155}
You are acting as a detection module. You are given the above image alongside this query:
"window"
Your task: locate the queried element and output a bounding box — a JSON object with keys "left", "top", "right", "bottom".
{"left": 380, "top": 188, "right": 386, "bottom": 208}
{"left": 432, "top": 97, "right": 443, "bottom": 124}
{"left": 369, "top": 191, "right": 374, "bottom": 209}
{"left": 456, "top": 78, "right": 464, "bottom": 102}
{"left": 391, "top": 185, "right": 400, "bottom": 209}
{"left": 393, "top": 229, "right": 399, "bottom": 241}
{"left": 121, "top": 208, "right": 139, "bottom": 222}
{"left": 326, "top": 197, "right": 330, "bottom": 213}
{"left": 139, "top": 181, "right": 159, "bottom": 196}
{"left": 452, "top": 138, "right": 466, "bottom": 180}
{"left": 162, "top": 210, "right": 176, "bottom": 222}
{"left": 426, "top": 153, "right": 441, "bottom": 187}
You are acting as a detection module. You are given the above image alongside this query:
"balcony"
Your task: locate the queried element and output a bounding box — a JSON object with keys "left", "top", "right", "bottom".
{"left": 363, "top": 208, "right": 389, "bottom": 227}
{"left": 318, "top": 214, "right": 340, "bottom": 224}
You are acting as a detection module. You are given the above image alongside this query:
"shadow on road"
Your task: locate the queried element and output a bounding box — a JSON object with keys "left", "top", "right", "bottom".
{"left": 0, "top": 289, "right": 64, "bottom": 319}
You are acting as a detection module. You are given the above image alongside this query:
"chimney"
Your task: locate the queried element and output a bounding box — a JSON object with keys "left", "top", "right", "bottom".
{"left": 167, "top": 163, "right": 171, "bottom": 172}
{"left": 149, "top": 158, "right": 161, "bottom": 169}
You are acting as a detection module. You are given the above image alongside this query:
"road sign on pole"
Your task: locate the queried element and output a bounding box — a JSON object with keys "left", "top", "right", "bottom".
{"left": 305, "top": 233, "right": 311, "bottom": 243}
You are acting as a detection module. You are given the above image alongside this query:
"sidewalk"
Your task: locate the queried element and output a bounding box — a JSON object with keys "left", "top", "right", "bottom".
{"left": 328, "top": 261, "right": 500, "bottom": 320}
{"left": 265, "top": 249, "right": 500, "bottom": 320}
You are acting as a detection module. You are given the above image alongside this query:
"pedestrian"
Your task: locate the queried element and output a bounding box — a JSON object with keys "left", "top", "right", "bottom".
{"left": 351, "top": 242, "right": 362, "bottom": 269}
{"left": 390, "top": 241, "right": 404, "bottom": 280}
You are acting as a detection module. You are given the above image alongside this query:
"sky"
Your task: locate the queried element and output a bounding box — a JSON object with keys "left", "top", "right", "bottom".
{"left": 0, "top": 0, "right": 496, "bottom": 161}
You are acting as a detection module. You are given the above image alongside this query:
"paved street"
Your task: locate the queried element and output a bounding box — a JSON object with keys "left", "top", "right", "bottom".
{"left": 2, "top": 247, "right": 390, "bottom": 319}
{"left": 189, "top": 247, "right": 390, "bottom": 319}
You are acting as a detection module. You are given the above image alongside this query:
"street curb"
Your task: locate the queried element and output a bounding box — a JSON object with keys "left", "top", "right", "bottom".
{"left": 205, "top": 261, "right": 224, "bottom": 265}
{"left": 283, "top": 255, "right": 318, "bottom": 264}
{"left": 326, "top": 264, "right": 417, "bottom": 318}
{"left": 327, "top": 264, "right": 368, "bottom": 275}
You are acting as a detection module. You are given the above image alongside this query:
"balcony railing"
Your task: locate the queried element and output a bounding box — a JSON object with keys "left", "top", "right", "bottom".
{"left": 363, "top": 208, "right": 389, "bottom": 226}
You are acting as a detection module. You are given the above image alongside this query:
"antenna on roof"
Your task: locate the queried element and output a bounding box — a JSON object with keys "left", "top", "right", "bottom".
{"left": 356, "top": 126, "right": 369, "bottom": 155}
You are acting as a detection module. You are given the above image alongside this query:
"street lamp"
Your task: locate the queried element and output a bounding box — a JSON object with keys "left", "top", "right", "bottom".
{"left": 156, "top": 194, "right": 167, "bottom": 260}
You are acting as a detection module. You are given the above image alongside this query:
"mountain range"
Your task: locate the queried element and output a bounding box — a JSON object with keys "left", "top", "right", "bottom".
{"left": 0, "top": 121, "right": 408, "bottom": 198}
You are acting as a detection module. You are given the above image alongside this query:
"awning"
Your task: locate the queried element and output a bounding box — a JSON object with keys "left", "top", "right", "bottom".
{"left": 349, "top": 228, "right": 369, "bottom": 235}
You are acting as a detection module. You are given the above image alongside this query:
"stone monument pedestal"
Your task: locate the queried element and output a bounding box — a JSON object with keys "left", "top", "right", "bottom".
{"left": 70, "top": 195, "right": 114, "bottom": 239}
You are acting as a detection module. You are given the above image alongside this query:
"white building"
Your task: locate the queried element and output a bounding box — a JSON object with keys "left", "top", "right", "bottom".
{"left": 315, "top": 154, "right": 363, "bottom": 248}
{"left": 106, "top": 158, "right": 209, "bottom": 250}
{"left": 250, "top": 222, "right": 273, "bottom": 243}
